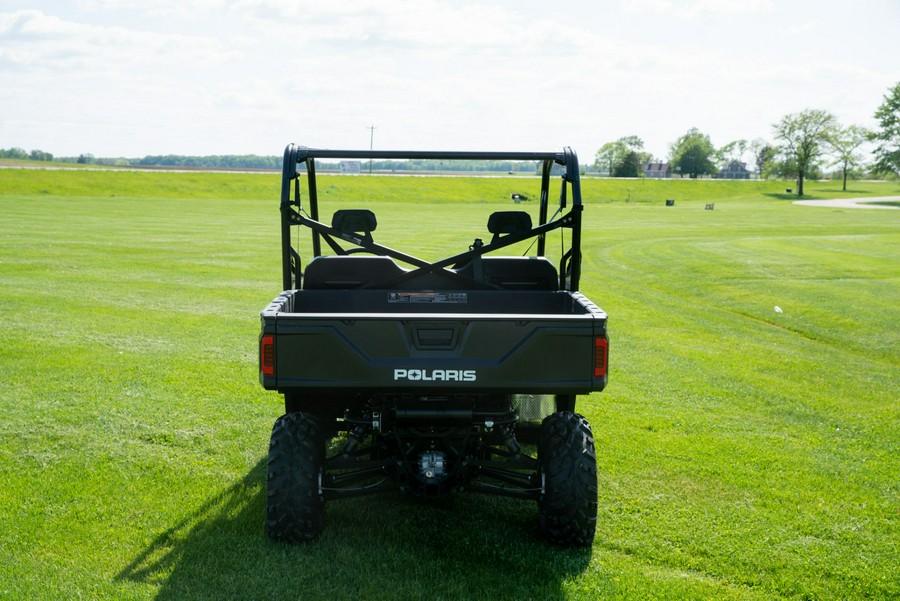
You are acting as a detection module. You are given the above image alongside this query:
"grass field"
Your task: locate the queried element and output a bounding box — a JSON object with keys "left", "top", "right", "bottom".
{"left": 0, "top": 169, "right": 898, "bottom": 600}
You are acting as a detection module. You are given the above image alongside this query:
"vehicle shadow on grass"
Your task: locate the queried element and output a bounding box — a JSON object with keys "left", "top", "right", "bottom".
{"left": 118, "top": 458, "right": 596, "bottom": 600}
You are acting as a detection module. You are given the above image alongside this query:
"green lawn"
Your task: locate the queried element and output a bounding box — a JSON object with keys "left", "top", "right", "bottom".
{"left": 0, "top": 170, "right": 898, "bottom": 599}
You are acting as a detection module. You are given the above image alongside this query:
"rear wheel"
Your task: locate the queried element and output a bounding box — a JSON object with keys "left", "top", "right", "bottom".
{"left": 266, "top": 412, "right": 326, "bottom": 542}
{"left": 538, "top": 411, "right": 597, "bottom": 546}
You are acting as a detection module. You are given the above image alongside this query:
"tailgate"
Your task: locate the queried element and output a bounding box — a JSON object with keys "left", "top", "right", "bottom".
{"left": 260, "top": 290, "right": 607, "bottom": 394}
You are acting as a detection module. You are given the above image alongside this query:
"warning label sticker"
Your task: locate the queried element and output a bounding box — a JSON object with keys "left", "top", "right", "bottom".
{"left": 387, "top": 292, "right": 468, "bottom": 304}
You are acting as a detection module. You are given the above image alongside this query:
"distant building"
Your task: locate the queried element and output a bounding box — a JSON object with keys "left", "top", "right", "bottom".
{"left": 643, "top": 161, "right": 671, "bottom": 178}
{"left": 718, "top": 160, "right": 750, "bottom": 179}
{"left": 340, "top": 160, "right": 362, "bottom": 175}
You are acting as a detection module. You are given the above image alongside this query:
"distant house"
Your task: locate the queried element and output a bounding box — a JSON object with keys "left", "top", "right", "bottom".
{"left": 718, "top": 160, "right": 750, "bottom": 179}
{"left": 643, "top": 162, "right": 671, "bottom": 178}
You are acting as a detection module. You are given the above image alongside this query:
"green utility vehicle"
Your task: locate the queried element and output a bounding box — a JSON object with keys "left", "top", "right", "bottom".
{"left": 259, "top": 145, "right": 608, "bottom": 545}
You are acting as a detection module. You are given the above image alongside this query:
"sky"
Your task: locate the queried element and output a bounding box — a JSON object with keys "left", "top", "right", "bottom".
{"left": 1, "top": 0, "right": 898, "bottom": 162}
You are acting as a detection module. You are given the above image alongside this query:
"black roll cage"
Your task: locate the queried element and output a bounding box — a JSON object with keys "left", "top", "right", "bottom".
{"left": 279, "top": 144, "right": 584, "bottom": 292}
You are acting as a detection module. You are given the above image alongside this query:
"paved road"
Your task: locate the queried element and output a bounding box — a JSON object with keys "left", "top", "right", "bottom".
{"left": 793, "top": 196, "right": 900, "bottom": 210}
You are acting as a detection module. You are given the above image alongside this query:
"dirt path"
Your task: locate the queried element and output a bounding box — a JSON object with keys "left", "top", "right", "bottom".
{"left": 793, "top": 196, "right": 900, "bottom": 210}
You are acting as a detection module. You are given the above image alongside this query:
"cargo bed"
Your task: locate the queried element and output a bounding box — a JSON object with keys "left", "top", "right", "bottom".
{"left": 260, "top": 288, "right": 607, "bottom": 394}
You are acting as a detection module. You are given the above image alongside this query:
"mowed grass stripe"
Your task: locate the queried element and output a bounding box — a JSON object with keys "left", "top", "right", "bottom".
{"left": 1, "top": 169, "right": 898, "bottom": 599}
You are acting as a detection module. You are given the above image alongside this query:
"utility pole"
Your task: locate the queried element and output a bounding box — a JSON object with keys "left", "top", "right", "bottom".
{"left": 367, "top": 125, "right": 377, "bottom": 174}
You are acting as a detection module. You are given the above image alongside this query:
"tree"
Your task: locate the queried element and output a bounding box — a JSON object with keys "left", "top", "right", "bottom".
{"left": 669, "top": 127, "right": 716, "bottom": 178}
{"left": 870, "top": 81, "right": 900, "bottom": 176}
{"left": 827, "top": 124, "right": 869, "bottom": 191}
{"left": 29, "top": 149, "right": 53, "bottom": 162}
{"left": 772, "top": 109, "right": 837, "bottom": 196}
{"left": 716, "top": 139, "right": 747, "bottom": 169}
{"left": 617, "top": 135, "right": 645, "bottom": 151}
{"left": 593, "top": 141, "right": 626, "bottom": 175}
{"left": 749, "top": 138, "right": 777, "bottom": 177}
{"left": 0, "top": 147, "right": 28, "bottom": 160}
{"left": 613, "top": 151, "right": 642, "bottom": 177}
{"left": 593, "top": 136, "right": 647, "bottom": 176}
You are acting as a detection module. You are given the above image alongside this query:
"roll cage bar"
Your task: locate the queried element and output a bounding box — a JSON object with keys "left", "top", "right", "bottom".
{"left": 279, "top": 144, "right": 584, "bottom": 292}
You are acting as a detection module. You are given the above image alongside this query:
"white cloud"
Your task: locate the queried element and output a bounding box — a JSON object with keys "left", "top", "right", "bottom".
{"left": 688, "top": 0, "right": 774, "bottom": 15}
{"left": 623, "top": 0, "right": 774, "bottom": 16}
{"left": 0, "top": 1, "right": 896, "bottom": 158}
{"left": 0, "top": 9, "right": 230, "bottom": 73}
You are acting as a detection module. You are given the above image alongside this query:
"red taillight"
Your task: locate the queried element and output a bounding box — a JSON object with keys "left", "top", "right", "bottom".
{"left": 260, "top": 335, "right": 275, "bottom": 376}
{"left": 594, "top": 336, "right": 608, "bottom": 378}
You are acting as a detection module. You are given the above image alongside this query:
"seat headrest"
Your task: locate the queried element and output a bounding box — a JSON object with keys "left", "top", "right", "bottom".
{"left": 487, "top": 211, "right": 532, "bottom": 236}
{"left": 332, "top": 209, "right": 377, "bottom": 235}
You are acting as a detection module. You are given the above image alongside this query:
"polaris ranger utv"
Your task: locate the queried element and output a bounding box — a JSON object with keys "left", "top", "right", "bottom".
{"left": 259, "top": 145, "right": 608, "bottom": 546}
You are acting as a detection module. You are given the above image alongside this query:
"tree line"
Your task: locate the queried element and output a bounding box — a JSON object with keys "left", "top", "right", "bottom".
{"left": 3, "top": 82, "right": 897, "bottom": 193}
{"left": 0, "top": 148, "right": 55, "bottom": 162}
{"left": 593, "top": 81, "right": 899, "bottom": 195}
{"left": 0, "top": 147, "right": 283, "bottom": 169}
{"left": 0, "top": 150, "right": 542, "bottom": 174}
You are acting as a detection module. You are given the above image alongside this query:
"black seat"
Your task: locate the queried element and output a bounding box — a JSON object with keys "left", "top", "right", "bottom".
{"left": 453, "top": 257, "right": 559, "bottom": 290}
{"left": 451, "top": 211, "right": 557, "bottom": 290}
{"left": 332, "top": 209, "right": 377, "bottom": 243}
{"left": 303, "top": 256, "right": 406, "bottom": 289}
